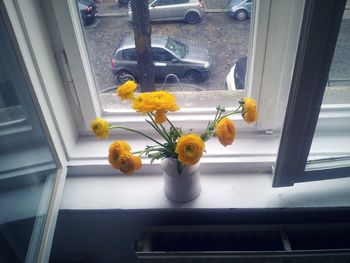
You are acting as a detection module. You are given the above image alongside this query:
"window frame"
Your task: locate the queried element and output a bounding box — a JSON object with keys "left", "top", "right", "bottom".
{"left": 1, "top": 1, "right": 70, "bottom": 261}
{"left": 50, "top": 0, "right": 306, "bottom": 137}
{"left": 272, "top": 0, "right": 349, "bottom": 187}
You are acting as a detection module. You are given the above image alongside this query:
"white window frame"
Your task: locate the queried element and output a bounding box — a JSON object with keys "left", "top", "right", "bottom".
{"left": 50, "top": 0, "right": 305, "bottom": 135}
{"left": 272, "top": 0, "right": 350, "bottom": 187}
{"left": 2, "top": 1, "right": 69, "bottom": 262}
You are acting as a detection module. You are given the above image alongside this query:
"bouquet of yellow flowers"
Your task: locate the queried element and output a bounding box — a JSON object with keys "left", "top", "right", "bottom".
{"left": 90, "top": 81, "right": 257, "bottom": 175}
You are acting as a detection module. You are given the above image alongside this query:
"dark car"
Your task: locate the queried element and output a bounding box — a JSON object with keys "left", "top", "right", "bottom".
{"left": 226, "top": 56, "right": 247, "bottom": 90}
{"left": 111, "top": 34, "right": 210, "bottom": 84}
{"left": 78, "top": 0, "right": 98, "bottom": 26}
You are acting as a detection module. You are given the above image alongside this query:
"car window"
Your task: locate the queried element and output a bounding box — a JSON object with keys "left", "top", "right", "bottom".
{"left": 152, "top": 48, "right": 174, "bottom": 62}
{"left": 173, "top": 0, "right": 189, "bottom": 4}
{"left": 153, "top": 0, "right": 173, "bottom": 6}
{"left": 79, "top": 0, "right": 92, "bottom": 6}
{"left": 122, "top": 49, "right": 137, "bottom": 60}
{"left": 166, "top": 37, "right": 187, "bottom": 59}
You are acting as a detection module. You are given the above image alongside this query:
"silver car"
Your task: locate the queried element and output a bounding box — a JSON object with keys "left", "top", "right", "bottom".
{"left": 111, "top": 34, "right": 210, "bottom": 83}
{"left": 128, "top": 0, "right": 205, "bottom": 24}
{"left": 228, "top": 0, "right": 252, "bottom": 21}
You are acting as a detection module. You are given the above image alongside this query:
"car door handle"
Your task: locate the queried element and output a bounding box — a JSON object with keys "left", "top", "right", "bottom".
{"left": 154, "top": 62, "right": 166, "bottom": 66}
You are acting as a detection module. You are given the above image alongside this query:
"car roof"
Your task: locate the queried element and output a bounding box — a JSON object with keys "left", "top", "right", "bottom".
{"left": 119, "top": 34, "right": 169, "bottom": 50}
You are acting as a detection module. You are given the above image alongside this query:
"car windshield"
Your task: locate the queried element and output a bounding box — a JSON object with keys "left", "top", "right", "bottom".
{"left": 166, "top": 37, "right": 188, "bottom": 59}
{"left": 80, "top": 0, "right": 92, "bottom": 5}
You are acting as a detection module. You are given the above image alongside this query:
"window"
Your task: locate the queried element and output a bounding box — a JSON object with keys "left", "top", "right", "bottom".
{"left": 49, "top": 0, "right": 307, "bottom": 141}
{"left": 0, "top": 4, "right": 67, "bottom": 262}
{"left": 122, "top": 49, "right": 137, "bottom": 61}
{"left": 152, "top": 48, "right": 174, "bottom": 62}
{"left": 153, "top": 0, "right": 173, "bottom": 7}
{"left": 273, "top": 0, "right": 349, "bottom": 187}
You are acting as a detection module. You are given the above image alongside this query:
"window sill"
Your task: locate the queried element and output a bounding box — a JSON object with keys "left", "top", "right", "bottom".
{"left": 62, "top": 130, "right": 350, "bottom": 210}
{"left": 60, "top": 171, "right": 350, "bottom": 210}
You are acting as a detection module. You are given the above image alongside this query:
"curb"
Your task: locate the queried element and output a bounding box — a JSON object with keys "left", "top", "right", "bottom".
{"left": 99, "top": 12, "right": 126, "bottom": 17}
{"left": 98, "top": 8, "right": 228, "bottom": 18}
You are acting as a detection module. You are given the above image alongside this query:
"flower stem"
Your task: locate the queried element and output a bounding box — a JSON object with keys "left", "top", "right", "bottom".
{"left": 108, "top": 125, "right": 166, "bottom": 147}
{"left": 166, "top": 117, "right": 181, "bottom": 138}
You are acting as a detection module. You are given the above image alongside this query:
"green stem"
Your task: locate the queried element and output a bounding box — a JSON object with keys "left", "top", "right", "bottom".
{"left": 159, "top": 123, "right": 173, "bottom": 144}
{"left": 166, "top": 117, "right": 181, "bottom": 138}
{"left": 218, "top": 105, "right": 242, "bottom": 121}
{"left": 145, "top": 119, "right": 171, "bottom": 144}
{"left": 109, "top": 125, "right": 166, "bottom": 147}
{"left": 147, "top": 113, "right": 173, "bottom": 143}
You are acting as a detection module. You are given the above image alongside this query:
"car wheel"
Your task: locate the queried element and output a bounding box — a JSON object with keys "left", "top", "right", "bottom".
{"left": 186, "top": 12, "right": 200, "bottom": 24}
{"left": 235, "top": 10, "right": 248, "bottom": 21}
{"left": 185, "top": 70, "right": 201, "bottom": 83}
{"left": 115, "top": 70, "right": 135, "bottom": 84}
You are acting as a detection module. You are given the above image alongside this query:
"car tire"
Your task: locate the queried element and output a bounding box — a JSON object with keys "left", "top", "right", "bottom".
{"left": 115, "top": 70, "right": 135, "bottom": 84}
{"left": 185, "top": 12, "right": 200, "bottom": 24}
{"left": 235, "top": 9, "right": 248, "bottom": 21}
{"left": 185, "top": 70, "right": 201, "bottom": 83}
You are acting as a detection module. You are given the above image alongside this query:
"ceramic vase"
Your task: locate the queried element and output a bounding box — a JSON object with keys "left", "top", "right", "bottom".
{"left": 161, "top": 158, "right": 201, "bottom": 203}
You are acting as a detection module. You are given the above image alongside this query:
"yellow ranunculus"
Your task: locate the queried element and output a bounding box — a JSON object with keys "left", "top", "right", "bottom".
{"left": 132, "top": 93, "right": 156, "bottom": 113}
{"left": 132, "top": 91, "right": 179, "bottom": 114}
{"left": 118, "top": 152, "right": 142, "bottom": 175}
{"left": 116, "top": 80, "right": 137, "bottom": 100}
{"left": 155, "top": 110, "right": 167, "bottom": 124}
{"left": 90, "top": 118, "right": 109, "bottom": 139}
{"left": 215, "top": 117, "right": 236, "bottom": 146}
{"left": 175, "top": 133, "right": 205, "bottom": 165}
{"left": 150, "top": 91, "right": 179, "bottom": 112}
{"left": 242, "top": 98, "right": 258, "bottom": 124}
{"left": 108, "top": 141, "right": 131, "bottom": 169}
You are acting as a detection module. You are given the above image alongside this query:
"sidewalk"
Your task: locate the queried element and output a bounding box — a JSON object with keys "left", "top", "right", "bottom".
{"left": 97, "top": 3, "right": 128, "bottom": 17}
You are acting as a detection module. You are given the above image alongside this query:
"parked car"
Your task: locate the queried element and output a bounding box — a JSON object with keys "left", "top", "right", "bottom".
{"left": 226, "top": 56, "right": 247, "bottom": 90}
{"left": 128, "top": 0, "right": 205, "bottom": 24}
{"left": 111, "top": 34, "right": 210, "bottom": 83}
{"left": 78, "top": 0, "right": 98, "bottom": 26}
{"left": 228, "top": 0, "right": 252, "bottom": 21}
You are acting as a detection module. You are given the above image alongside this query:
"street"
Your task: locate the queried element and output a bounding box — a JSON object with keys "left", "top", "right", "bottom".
{"left": 83, "top": 11, "right": 250, "bottom": 92}
{"left": 82, "top": 6, "right": 350, "bottom": 93}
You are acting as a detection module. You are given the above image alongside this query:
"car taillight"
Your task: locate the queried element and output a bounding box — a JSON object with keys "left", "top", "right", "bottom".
{"left": 111, "top": 58, "right": 117, "bottom": 68}
{"left": 87, "top": 6, "right": 93, "bottom": 12}
{"left": 198, "top": 0, "right": 204, "bottom": 8}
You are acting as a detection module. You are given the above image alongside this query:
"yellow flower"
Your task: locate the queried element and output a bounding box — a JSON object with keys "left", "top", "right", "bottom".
{"left": 118, "top": 152, "right": 142, "bottom": 175}
{"left": 215, "top": 117, "right": 236, "bottom": 146}
{"left": 132, "top": 93, "right": 156, "bottom": 113}
{"left": 175, "top": 133, "right": 205, "bottom": 165}
{"left": 116, "top": 80, "right": 137, "bottom": 100}
{"left": 150, "top": 91, "right": 179, "bottom": 112}
{"left": 90, "top": 118, "right": 109, "bottom": 139}
{"left": 132, "top": 91, "right": 179, "bottom": 114}
{"left": 108, "top": 141, "right": 131, "bottom": 169}
{"left": 242, "top": 98, "right": 258, "bottom": 124}
{"left": 155, "top": 110, "right": 167, "bottom": 124}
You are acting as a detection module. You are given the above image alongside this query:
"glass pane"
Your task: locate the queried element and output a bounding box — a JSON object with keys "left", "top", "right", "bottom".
{"left": 75, "top": 0, "right": 252, "bottom": 109}
{"left": 323, "top": 4, "right": 350, "bottom": 104}
{"left": 0, "top": 12, "right": 57, "bottom": 263}
{"left": 307, "top": 9, "right": 350, "bottom": 168}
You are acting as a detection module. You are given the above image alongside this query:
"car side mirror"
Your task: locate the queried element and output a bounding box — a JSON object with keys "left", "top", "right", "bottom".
{"left": 150, "top": 3, "right": 155, "bottom": 7}
{"left": 172, "top": 58, "right": 179, "bottom": 63}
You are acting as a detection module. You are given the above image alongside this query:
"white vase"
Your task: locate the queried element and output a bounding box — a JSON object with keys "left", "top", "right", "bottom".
{"left": 161, "top": 158, "right": 201, "bottom": 203}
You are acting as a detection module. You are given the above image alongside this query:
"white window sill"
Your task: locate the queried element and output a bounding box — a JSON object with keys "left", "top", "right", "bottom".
{"left": 60, "top": 172, "right": 350, "bottom": 210}
{"left": 61, "top": 130, "right": 350, "bottom": 210}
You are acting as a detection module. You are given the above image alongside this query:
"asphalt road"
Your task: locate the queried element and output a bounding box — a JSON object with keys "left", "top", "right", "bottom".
{"left": 83, "top": 13, "right": 250, "bottom": 92}
{"left": 82, "top": 10, "right": 350, "bottom": 93}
